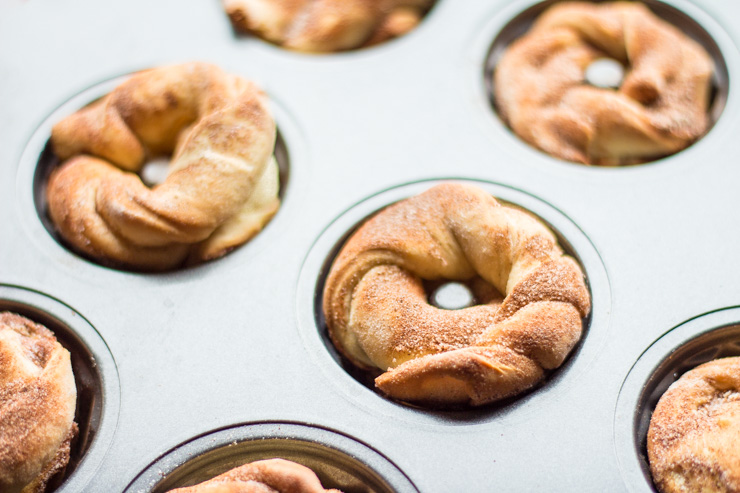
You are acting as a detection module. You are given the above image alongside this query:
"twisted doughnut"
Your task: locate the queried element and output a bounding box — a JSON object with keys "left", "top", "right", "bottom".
{"left": 168, "top": 459, "right": 341, "bottom": 493}
{"left": 48, "top": 62, "right": 279, "bottom": 271}
{"left": 0, "top": 313, "right": 77, "bottom": 493}
{"left": 494, "top": 2, "right": 714, "bottom": 165}
{"left": 224, "top": 0, "right": 433, "bottom": 53}
{"left": 323, "top": 183, "right": 590, "bottom": 407}
{"left": 648, "top": 357, "right": 740, "bottom": 493}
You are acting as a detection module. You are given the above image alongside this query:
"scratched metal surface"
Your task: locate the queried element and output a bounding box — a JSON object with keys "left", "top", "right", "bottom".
{"left": 1, "top": 0, "right": 739, "bottom": 491}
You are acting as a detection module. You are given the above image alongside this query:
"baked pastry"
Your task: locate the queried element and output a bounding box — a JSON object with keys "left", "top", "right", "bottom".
{"left": 0, "top": 312, "right": 78, "bottom": 493}
{"left": 48, "top": 62, "right": 279, "bottom": 271}
{"left": 647, "top": 356, "right": 740, "bottom": 493}
{"left": 168, "top": 459, "right": 341, "bottom": 492}
{"left": 323, "top": 183, "right": 591, "bottom": 407}
{"left": 224, "top": 0, "right": 433, "bottom": 53}
{"left": 494, "top": 2, "right": 713, "bottom": 165}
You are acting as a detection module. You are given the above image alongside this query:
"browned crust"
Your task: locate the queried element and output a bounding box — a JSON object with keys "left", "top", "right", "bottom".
{"left": 647, "top": 357, "right": 740, "bottom": 493}
{"left": 0, "top": 312, "right": 78, "bottom": 493}
{"left": 322, "top": 183, "right": 590, "bottom": 407}
{"left": 47, "top": 62, "right": 279, "bottom": 271}
{"left": 23, "top": 424, "right": 78, "bottom": 493}
{"left": 494, "top": 1, "right": 713, "bottom": 165}
{"left": 222, "top": 0, "right": 433, "bottom": 53}
{"left": 168, "top": 459, "right": 342, "bottom": 493}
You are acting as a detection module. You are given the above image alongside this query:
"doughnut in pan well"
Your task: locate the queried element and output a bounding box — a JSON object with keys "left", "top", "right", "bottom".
{"left": 168, "top": 459, "right": 342, "bottom": 493}
{"left": 0, "top": 312, "right": 77, "bottom": 493}
{"left": 223, "top": 0, "right": 433, "bottom": 53}
{"left": 648, "top": 357, "right": 740, "bottom": 493}
{"left": 494, "top": 2, "right": 713, "bottom": 165}
{"left": 323, "top": 183, "right": 591, "bottom": 407}
{"left": 48, "top": 62, "right": 279, "bottom": 271}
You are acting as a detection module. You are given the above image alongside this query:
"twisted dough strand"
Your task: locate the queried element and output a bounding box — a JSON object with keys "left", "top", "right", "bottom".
{"left": 323, "top": 183, "right": 590, "bottom": 406}
{"left": 224, "top": 0, "right": 432, "bottom": 52}
{"left": 495, "top": 2, "right": 713, "bottom": 165}
{"left": 48, "top": 62, "right": 279, "bottom": 270}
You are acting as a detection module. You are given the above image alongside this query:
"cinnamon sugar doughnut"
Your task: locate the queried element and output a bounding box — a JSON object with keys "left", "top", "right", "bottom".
{"left": 223, "top": 0, "right": 433, "bottom": 53}
{"left": 494, "top": 2, "right": 714, "bottom": 165}
{"left": 168, "top": 459, "right": 341, "bottom": 493}
{"left": 647, "top": 357, "right": 740, "bottom": 493}
{"left": 48, "top": 62, "right": 279, "bottom": 271}
{"left": 322, "top": 183, "right": 590, "bottom": 407}
{"left": 0, "top": 312, "right": 77, "bottom": 493}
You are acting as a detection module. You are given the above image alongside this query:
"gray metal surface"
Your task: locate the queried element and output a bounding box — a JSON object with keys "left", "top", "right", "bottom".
{"left": 1, "top": 0, "right": 739, "bottom": 491}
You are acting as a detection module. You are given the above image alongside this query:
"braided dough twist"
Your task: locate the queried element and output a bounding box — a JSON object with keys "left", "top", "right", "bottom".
{"left": 494, "top": 2, "right": 713, "bottom": 165}
{"left": 0, "top": 313, "right": 77, "bottom": 493}
{"left": 323, "top": 183, "right": 590, "bottom": 407}
{"left": 224, "top": 0, "right": 433, "bottom": 53}
{"left": 48, "top": 62, "right": 279, "bottom": 271}
{"left": 648, "top": 357, "right": 740, "bottom": 493}
{"left": 169, "top": 459, "right": 341, "bottom": 493}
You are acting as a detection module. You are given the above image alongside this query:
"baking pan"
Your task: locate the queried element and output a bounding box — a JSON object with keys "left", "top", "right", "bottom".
{"left": 1, "top": 0, "right": 740, "bottom": 491}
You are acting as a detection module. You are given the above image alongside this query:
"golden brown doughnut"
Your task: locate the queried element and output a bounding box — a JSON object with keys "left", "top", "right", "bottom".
{"left": 0, "top": 312, "right": 77, "bottom": 493}
{"left": 223, "top": 0, "right": 433, "bottom": 53}
{"left": 168, "top": 459, "right": 341, "bottom": 493}
{"left": 494, "top": 2, "right": 713, "bottom": 165}
{"left": 48, "top": 62, "right": 279, "bottom": 271}
{"left": 647, "top": 357, "right": 740, "bottom": 493}
{"left": 322, "top": 183, "right": 591, "bottom": 407}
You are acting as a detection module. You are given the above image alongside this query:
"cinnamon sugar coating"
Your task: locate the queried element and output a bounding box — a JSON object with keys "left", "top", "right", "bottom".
{"left": 494, "top": 2, "right": 713, "bottom": 165}
{"left": 648, "top": 357, "right": 740, "bottom": 493}
{"left": 223, "top": 0, "right": 433, "bottom": 53}
{"left": 168, "top": 459, "right": 342, "bottom": 493}
{"left": 322, "top": 183, "right": 591, "bottom": 407}
{"left": 0, "top": 312, "right": 77, "bottom": 493}
{"left": 48, "top": 62, "right": 280, "bottom": 271}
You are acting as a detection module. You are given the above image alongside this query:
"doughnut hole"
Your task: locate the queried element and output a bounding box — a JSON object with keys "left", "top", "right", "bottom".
{"left": 33, "top": 117, "right": 291, "bottom": 271}
{"left": 139, "top": 157, "right": 170, "bottom": 187}
{"left": 584, "top": 58, "right": 625, "bottom": 90}
{"left": 484, "top": 0, "right": 729, "bottom": 165}
{"left": 124, "top": 423, "right": 417, "bottom": 492}
{"left": 427, "top": 278, "right": 502, "bottom": 311}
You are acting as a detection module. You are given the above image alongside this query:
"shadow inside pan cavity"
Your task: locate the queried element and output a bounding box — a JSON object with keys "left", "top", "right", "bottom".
{"left": 428, "top": 281, "right": 477, "bottom": 310}
{"left": 483, "top": 0, "right": 729, "bottom": 164}
{"left": 313, "top": 197, "right": 593, "bottom": 417}
{"left": 631, "top": 324, "right": 740, "bottom": 490}
{"left": 33, "top": 122, "right": 291, "bottom": 273}
{"left": 0, "top": 301, "right": 106, "bottom": 491}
